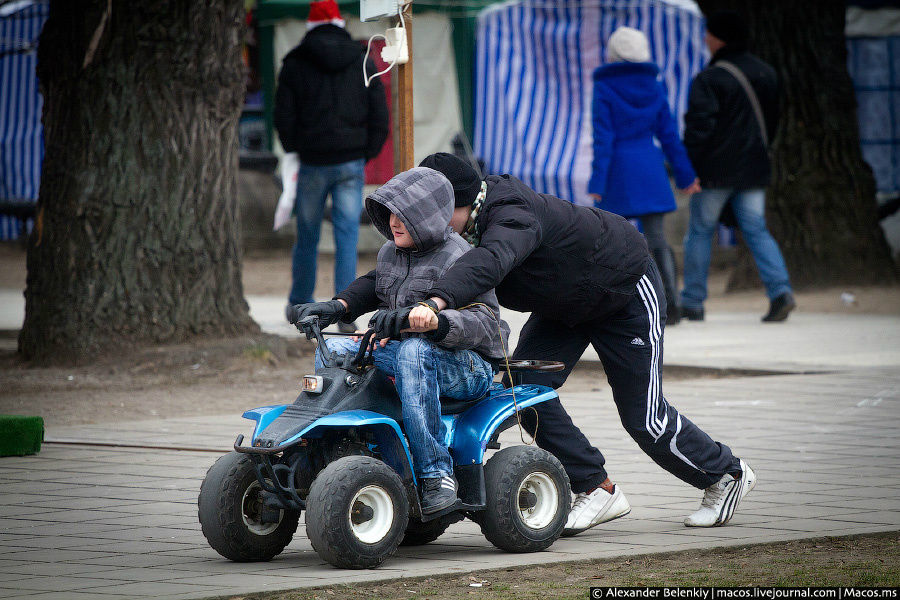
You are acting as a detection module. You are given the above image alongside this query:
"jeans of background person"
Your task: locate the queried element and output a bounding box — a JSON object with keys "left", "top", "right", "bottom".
{"left": 640, "top": 213, "right": 679, "bottom": 319}
{"left": 316, "top": 337, "right": 495, "bottom": 479}
{"left": 289, "top": 159, "right": 365, "bottom": 305}
{"left": 681, "top": 188, "right": 792, "bottom": 310}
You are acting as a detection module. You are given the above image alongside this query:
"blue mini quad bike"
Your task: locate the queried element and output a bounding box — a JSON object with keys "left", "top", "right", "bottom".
{"left": 198, "top": 317, "right": 570, "bottom": 569}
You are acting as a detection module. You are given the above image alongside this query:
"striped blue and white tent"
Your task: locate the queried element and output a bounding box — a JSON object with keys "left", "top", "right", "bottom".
{"left": 474, "top": 0, "right": 707, "bottom": 206}
{"left": 0, "top": 0, "right": 48, "bottom": 240}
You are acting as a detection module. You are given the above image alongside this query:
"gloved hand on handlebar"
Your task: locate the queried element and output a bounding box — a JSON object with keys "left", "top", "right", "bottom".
{"left": 368, "top": 306, "right": 413, "bottom": 339}
{"left": 287, "top": 300, "right": 346, "bottom": 327}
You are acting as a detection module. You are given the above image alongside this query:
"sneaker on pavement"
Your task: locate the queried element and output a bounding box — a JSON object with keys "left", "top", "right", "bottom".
{"left": 420, "top": 475, "right": 457, "bottom": 514}
{"left": 562, "top": 485, "right": 631, "bottom": 537}
{"left": 684, "top": 459, "right": 756, "bottom": 527}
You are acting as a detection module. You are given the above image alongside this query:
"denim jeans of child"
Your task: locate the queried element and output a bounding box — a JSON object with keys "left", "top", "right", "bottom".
{"left": 289, "top": 159, "right": 365, "bottom": 305}
{"left": 317, "top": 337, "right": 495, "bottom": 479}
{"left": 681, "top": 188, "right": 792, "bottom": 310}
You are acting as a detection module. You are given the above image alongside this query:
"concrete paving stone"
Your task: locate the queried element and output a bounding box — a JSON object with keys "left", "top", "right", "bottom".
{"left": 0, "top": 534, "right": 105, "bottom": 551}
{"left": 2, "top": 549, "right": 124, "bottom": 563}
{"left": 2, "top": 562, "right": 124, "bottom": 578}
{"left": 0, "top": 589, "right": 40, "bottom": 600}
{"left": 64, "top": 581, "right": 218, "bottom": 597}
{"left": 9, "top": 575, "right": 131, "bottom": 592}
{"left": 11, "top": 593, "right": 126, "bottom": 600}
{"left": 166, "top": 572, "right": 329, "bottom": 588}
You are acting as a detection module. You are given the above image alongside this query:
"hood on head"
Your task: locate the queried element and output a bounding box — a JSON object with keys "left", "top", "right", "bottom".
{"left": 594, "top": 61, "right": 663, "bottom": 113}
{"left": 366, "top": 167, "right": 454, "bottom": 252}
{"left": 288, "top": 24, "right": 360, "bottom": 72}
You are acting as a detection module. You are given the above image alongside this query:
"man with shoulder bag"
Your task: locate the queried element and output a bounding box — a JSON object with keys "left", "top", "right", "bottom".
{"left": 681, "top": 10, "right": 796, "bottom": 323}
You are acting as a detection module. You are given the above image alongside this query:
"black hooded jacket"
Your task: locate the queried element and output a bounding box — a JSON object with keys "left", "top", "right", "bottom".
{"left": 683, "top": 46, "right": 779, "bottom": 189}
{"left": 274, "top": 24, "right": 389, "bottom": 165}
{"left": 339, "top": 174, "right": 650, "bottom": 324}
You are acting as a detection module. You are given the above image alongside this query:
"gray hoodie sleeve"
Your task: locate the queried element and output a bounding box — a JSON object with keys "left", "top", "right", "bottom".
{"left": 430, "top": 288, "right": 511, "bottom": 361}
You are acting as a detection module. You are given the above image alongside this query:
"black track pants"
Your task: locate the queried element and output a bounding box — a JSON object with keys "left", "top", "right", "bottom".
{"left": 512, "top": 260, "right": 739, "bottom": 492}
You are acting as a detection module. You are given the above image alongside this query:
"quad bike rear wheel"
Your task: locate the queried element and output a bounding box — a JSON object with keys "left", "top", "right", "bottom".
{"left": 305, "top": 455, "right": 409, "bottom": 569}
{"left": 479, "top": 446, "right": 570, "bottom": 552}
{"left": 198, "top": 451, "right": 299, "bottom": 561}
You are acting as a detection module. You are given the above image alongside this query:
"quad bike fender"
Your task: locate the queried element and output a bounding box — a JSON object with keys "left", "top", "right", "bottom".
{"left": 299, "top": 410, "right": 417, "bottom": 486}
{"left": 450, "top": 385, "right": 559, "bottom": 465}
{"left": 240, "top": 408, "right": 415, "bottom": 486}
{"left": 242, "top": 405, "right": 289, "bottom": 440}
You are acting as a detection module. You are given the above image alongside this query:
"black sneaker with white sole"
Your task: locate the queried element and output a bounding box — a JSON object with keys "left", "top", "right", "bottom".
{"left": 420, "top": 475, "right": 457, "bottom": 514}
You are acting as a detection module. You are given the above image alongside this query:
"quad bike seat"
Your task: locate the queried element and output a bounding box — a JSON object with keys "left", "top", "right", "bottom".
{"left": 438, "top": 360, "right": 564, "bottom": 415}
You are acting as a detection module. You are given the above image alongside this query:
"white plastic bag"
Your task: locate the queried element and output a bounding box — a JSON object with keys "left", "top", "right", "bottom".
{"left": 274, "top": 152, "right": 300, "bottom": 231}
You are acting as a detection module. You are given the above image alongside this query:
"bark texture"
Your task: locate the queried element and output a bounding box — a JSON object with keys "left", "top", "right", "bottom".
{"left": 21, "top": 0, "right": 257, "bottom": 363}
{"left": 696, "top": 0, "right": 897, "bottom": 290}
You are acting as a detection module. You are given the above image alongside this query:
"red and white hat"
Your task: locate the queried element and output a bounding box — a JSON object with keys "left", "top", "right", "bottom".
{"left": 307, "top": 0, "right": 345, "bottom": 30}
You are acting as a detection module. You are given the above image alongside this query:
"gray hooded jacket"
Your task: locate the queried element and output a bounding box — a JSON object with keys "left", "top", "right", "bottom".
{"left": 364, "top": 167, "right": 510, "bottom": 362}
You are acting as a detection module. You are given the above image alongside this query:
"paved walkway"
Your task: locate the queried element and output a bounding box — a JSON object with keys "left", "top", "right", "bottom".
{"left": 1, "top": 295, "right": 899, "bottom": 599}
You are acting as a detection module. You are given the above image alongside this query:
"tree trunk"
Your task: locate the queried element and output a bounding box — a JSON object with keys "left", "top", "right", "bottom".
{"left": 696, "top": 0, "right": 897, "bottom": 291}
{"left": 20, "top": 0, "right": 257, "bottom": 363}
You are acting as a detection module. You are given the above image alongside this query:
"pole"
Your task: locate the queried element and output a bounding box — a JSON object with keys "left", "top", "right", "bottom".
{"left": 392, "top": 1, "right": 413, "bottom": 174}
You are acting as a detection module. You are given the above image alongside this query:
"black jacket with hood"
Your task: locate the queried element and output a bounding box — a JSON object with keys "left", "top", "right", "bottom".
{"left": 683, "top": 46, "right": 779, "bottom": 189}
{"left": 340, "top": 174, "right": 650, "bottom": 325}
{"left": 274, "top": 24, "right": 389, "bottom": 165}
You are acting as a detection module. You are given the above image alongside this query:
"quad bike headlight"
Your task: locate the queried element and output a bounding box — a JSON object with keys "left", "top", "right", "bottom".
{"left": 302, "top": 375, "right": 324, "bottom": 394}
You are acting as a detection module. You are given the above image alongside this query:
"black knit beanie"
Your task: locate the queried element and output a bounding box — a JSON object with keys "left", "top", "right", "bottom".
{"left": 705, "top": 10, "right": 748, "bottom": 49}
{"left": 418, "top": 152, "right": 482, "bottom": 207}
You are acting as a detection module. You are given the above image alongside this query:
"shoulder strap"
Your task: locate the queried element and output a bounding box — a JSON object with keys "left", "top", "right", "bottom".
{"left": 716, "top": 60, "right": 769, "bottom": 147}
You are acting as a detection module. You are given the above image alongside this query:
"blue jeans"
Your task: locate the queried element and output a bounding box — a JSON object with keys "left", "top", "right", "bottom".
{"left": 317, "top": 337, "right": 495, "bottom": 479}
{"left": 289, "top": 159, "right": 365, "bottom": 305}
{"left": 681, "top": 188, "right": 792, "bottom": 309}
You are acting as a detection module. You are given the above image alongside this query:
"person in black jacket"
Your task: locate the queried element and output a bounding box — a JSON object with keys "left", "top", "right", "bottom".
{"left": 680, "top": 10, "right": 795, "bottom": 323}
{"left": 319, "top": 152, "right": 757, "bottom": 533}
{"left": 274, "top": 0, "right": 389, "bottom": 326}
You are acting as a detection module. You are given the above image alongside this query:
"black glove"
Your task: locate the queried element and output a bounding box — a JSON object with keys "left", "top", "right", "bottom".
{"left": 368, "top": 306, "right": 413, "bottom": 339}
{"left": 287, "top": 300, "right": 346, "bottom": 327}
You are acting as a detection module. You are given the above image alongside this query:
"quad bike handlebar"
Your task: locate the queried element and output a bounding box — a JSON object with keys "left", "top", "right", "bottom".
{"left": 296, "top": 316, "right": 565, "bottom": 373}
{"left": 295, "top": 316, "right": 379, "bottom": 370}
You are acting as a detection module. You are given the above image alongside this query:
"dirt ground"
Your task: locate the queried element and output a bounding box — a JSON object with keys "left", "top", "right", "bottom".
{"left": 1, "top": 243, "right": 899, "bottom": 427}
{"left": 230, "top": 532, "right": 900, "bottom": 600}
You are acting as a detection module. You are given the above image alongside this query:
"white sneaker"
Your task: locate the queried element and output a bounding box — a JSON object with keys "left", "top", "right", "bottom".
{"left": 684, "top": 459, "right": 756, "bottom": 527}
{"left": 562, "top": 485, "right": 631, "bottom": 537}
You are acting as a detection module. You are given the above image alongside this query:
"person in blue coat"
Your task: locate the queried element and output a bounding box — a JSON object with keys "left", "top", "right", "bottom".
{"left": 588, "top": 27, "right": 700, "bottom": 324}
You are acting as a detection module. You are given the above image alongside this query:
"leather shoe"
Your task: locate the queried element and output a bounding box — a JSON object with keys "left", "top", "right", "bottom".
{"left": 762, "top": 293, "right": 796, "bottom": 322}
{"left": 681, "top": 306, "right": 704, "bottom": 321}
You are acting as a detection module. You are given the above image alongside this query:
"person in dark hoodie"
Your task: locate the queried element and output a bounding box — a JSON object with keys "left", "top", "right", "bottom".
{"left": 274, "top": 0, "right": 389, "bottom": 328}
{"left": 588, "top": 26, "right": 701, "bottom": 325}
{"left": 290, "top": 167, "right": 510, "bottom": 515}
{"left": 680, "top": 10, "right": 795, "bottom": 323}
{"left": 319, "top": 152, "right": 756, "bottom": 534}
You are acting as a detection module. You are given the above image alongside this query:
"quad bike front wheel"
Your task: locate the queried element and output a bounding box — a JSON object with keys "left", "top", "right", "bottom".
{"left": 305, "top": 455, "right": 410, "bottom": 569}
{"left": 198, "top": 451, "right": 299, "bottom": 561}
{"left": 479, "top": 445, "right": 570, "bottom": 552}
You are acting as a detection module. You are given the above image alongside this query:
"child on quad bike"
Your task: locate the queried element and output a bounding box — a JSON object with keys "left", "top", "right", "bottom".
{"left": 289, "top": 166, "right": 511, "bottom": 515}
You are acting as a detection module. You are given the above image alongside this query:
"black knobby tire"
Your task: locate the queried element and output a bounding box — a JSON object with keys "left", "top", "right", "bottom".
{"left": 198, "top": 451, "right": 300, "bottom": 562}
{"left": 305, "top": 455, "right": 409, "bottom": 569}
{"left": 400, "top": 512, "right": 463, "bottom": 546}
{"left": 480, "top": 445, "right": 570, "bottom": 553}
